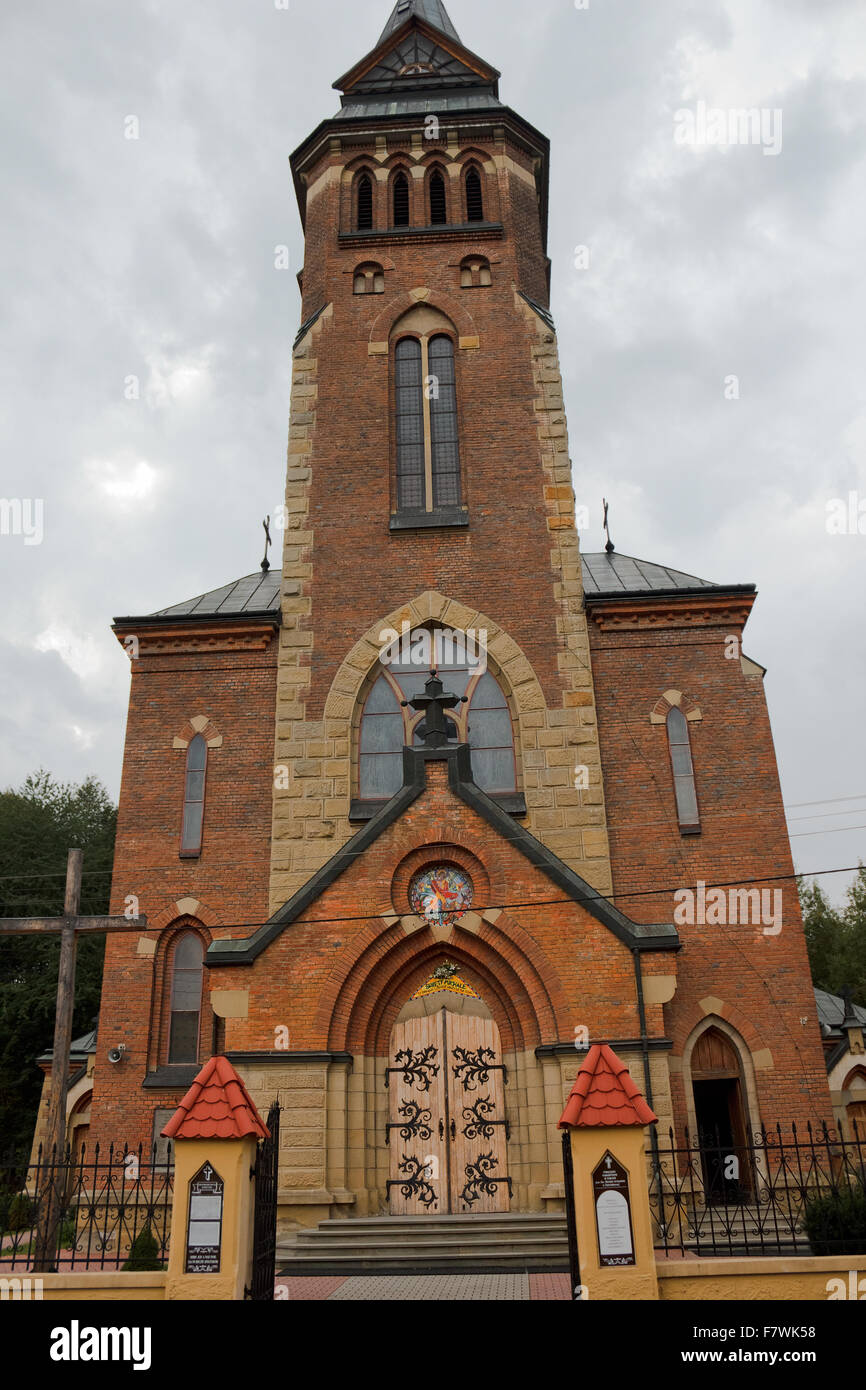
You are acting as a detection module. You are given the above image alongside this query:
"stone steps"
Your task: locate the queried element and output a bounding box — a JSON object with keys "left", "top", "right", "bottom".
{"left": 276, "top": 1213, "right": 571, "bottom": 1275}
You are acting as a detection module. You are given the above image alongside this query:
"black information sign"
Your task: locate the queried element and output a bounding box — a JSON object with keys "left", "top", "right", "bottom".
{"left": 185, "top": 1161, "right": 224, "bottom": 1274}
{"left": 591, "top": 1151, "right": 636, "bottom": 1268}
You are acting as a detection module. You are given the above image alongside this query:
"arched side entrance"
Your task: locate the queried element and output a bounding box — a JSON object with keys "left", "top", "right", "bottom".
{"left": 689, "top": 1025, "right": 754, "bottom": 1203}
{"left": 386, "top": 965, "right": 511, "bottom": 1215}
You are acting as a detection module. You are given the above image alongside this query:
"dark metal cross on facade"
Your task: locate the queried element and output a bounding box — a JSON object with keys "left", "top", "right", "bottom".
{"left": 402, "top": 670, "right": 467, "bottom": 747}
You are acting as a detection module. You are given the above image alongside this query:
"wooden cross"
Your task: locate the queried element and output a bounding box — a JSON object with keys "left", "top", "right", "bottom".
{"left": 0, "top": 848, "right": 146, "bottom": 1270}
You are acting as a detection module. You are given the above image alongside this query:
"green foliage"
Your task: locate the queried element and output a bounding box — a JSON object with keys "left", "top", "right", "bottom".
{"left": 3, "top": 1193, "right": 36, "bottom": 1233}
{"left": 802, "top": 1186, "right": 866, "bottom": 1256}
{"left": 799, "top": 865, "right": 866, "bottom": 1008}
{"left": 121, "top": 1225, "right": 163, "bottom": 1271}
{"left": 0, "top": 771, "right": 116, "bottom": 1155}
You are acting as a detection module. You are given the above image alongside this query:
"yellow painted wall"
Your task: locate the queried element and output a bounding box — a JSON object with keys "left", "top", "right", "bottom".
{"left": 658, "top": 1255, "right": 866, "bottom": 1301}
{"left": 5, "top": 1273, "right": 166, "bottom": 1301}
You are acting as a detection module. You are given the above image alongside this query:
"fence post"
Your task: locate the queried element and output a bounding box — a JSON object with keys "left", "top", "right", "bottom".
{"left": 558, "top": 1043, "right": 660, "bottom": 1301}
{"left": 161, "top": 1056, "right": 269, "bottom": 1301}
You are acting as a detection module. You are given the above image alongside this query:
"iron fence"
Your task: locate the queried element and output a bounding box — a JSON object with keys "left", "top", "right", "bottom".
{"left": 650, "top": 1121, "right": 866, "bottom": 1257}
{"left": 0, "top": 1142, "right": 173, "bottom": 1272}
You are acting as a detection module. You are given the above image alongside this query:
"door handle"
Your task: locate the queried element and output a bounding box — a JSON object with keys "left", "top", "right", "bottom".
{"left": 439, "top": 1119, "right": 445, "bottom": 1139}
{"left": 450, "top": 1120, "right": 456, "bottom": 1141}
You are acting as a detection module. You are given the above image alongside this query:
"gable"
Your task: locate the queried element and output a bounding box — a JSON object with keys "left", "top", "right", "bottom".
{"left": 207, "top": 744, "right": 677, "bottom": 966}
{"left": 349, "top": 31, "right": 490, "bottom": 94}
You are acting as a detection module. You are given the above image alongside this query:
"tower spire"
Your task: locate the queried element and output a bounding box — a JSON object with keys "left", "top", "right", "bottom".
{"left": 378, "top": 0, "right": 461, "bottom": 45}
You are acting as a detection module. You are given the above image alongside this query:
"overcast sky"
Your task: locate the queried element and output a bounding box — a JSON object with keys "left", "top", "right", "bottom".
{"left": 1, "top": 0, "right": 864, "bottom": 901}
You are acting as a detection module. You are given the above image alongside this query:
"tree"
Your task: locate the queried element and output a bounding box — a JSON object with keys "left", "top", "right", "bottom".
{"left": 0, "top": 771, "right": 116, "bottom": 1156}
{"left": 799, "top": 865, "right": 866, "bottom": 1008}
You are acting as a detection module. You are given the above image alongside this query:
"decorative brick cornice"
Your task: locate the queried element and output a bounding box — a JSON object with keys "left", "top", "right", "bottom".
{"left": 113, "top": 619, "right": 278, "bottom": 656}
{"left": 587, "top": 592, "right": 755, "bottom": 632}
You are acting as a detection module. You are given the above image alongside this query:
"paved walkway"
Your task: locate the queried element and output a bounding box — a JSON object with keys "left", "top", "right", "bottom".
{"left": 275, "top": 1272, "right": 571, "bottom": 1301}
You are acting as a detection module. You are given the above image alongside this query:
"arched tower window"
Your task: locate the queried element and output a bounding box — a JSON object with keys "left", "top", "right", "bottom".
{"left": 180, "top": 734, "right": 207, "bottom": 855}
{"left": 356, "top": 173, "right": 373, "bottom": 231}
{"left": 465, "top": 167, "right": 484, "bottom": 222}
{"left": 394, "top": 333, "right": 461, "bottom": 514}
{"left": 429, "top": 170, "right": 447, "bottom": 225}
{"left": 395, "top": 337, "right": 425, "bottom": 511}
{"left": 357, "top": 636, "right": 517, "bottom": 802}
{"left": 168, "top": 933, "right": 204, "bottom": 1063}
{"left": 666, "top": 707, "right": 700, "bottom": 832}
{"left": 428, "top": 336, "right": 460, "bottom": 509}
{"left": 393, "top": 172, "right": 410, "bottom": 227}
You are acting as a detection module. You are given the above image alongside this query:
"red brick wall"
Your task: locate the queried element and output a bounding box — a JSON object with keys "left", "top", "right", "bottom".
{"left": 588, "top": 615, "right": 832, "bottom": 1128}
{"left": 89, "top": 635, "right": 278, "bottom": 1149}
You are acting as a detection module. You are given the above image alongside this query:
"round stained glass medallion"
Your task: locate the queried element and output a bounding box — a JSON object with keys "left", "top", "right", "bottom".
{"left": 409, "top": 866, "right": 473, "bottom": 930}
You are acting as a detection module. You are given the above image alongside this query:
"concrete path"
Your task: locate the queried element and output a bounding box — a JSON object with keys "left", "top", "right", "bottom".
{"left": 275, "top": 1272, "right": 571, "bottom": 1301}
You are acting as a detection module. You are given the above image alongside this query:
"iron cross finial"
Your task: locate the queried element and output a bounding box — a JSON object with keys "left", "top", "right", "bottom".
{"left": 401, "top": 670, "right": 467, "bottom": 748}
{"left": 602, "top": 497, "right": 615, "bottom": 554}
{"left": 261, "top": 516, "right": 272, "bottom": 573}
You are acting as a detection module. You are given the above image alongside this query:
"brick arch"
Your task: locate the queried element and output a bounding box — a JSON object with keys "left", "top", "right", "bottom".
{"left": 316, "top": 913, "right": 563, "bottom": 1057}
{"left": 670, "top": 999, "right": 766, "bottom": 1059}
{"left": 149, "top": 897, "right": 224, "bottom": 932}
{"left": 368, "top": 290, "right": 476, "bottom": 348}
{"left": 649, "top": 689, "right": 702, "bottom": 725}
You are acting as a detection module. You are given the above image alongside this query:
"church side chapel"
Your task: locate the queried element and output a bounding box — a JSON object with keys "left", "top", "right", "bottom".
{"left": 72, "top": 0, "right": 833, "bottom": 1232}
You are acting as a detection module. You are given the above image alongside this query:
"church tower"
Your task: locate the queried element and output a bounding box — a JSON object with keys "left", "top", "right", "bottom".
{"left": 269, "top": 0, "right": 614, "bottom": 910}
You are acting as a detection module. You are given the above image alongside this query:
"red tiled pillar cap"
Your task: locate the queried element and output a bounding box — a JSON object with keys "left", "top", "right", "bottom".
{"left": 558, "top": 1044, "right": 657, "bottom": 1128}
{"left": 161, "top": 1055, "right": 270, "bottom": 1140}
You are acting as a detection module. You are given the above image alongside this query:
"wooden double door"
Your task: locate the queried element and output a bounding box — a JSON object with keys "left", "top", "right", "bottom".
{"left": 386, "top": 1010, "right": 512, "bottom": 1215}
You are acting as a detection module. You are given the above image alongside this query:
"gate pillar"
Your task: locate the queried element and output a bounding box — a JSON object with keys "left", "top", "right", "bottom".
{"left": 161, "top": 1056, "right": 270, "bottom": 1301}
{"left": 559, "top": 1044, "right": 660, "bottom": 1301}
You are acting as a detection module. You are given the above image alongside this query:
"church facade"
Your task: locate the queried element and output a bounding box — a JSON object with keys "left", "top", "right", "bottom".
{"left": 84, "top": 0, "right": 832, "bottom": 1229}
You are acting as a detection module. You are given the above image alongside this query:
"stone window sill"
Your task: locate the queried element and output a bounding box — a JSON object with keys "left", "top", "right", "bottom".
{"left": 390, "top": 509, "right": 468, "bottom": 532}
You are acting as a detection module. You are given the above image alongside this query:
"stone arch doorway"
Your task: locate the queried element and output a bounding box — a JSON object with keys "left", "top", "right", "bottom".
{"left": 690, "top": 1026, "right": 753, "bottom": 1203}
{"left": 385, "top": 963, "right": 512, "bottom": 1215}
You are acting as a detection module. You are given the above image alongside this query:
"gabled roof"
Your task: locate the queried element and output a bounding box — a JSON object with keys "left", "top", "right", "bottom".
{"left": 161, "top": 1056, "right": 269, "bottom": 1140}
{"left": 379, "top": 0, "right": 460, "bottom": 44}
{"left": 333, "top": 3, "right": 499, "bottom": 105}
{"left": 207, "top": 743, "right": 678, "bottom": 966}
{"left": 558, "top": 1044, "right": 657, "bottom": 1128}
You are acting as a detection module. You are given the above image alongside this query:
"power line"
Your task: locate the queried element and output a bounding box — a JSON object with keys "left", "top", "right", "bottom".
{"left": 2, "top": 862, "right": 851, "bottom": 935}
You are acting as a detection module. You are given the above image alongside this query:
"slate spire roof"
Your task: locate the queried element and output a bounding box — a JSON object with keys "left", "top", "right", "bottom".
{"left": 378, "top": 0, "right": 460, "bottom": 44}
{"left": 558, "top": 1044, "right": 658, "bottom": 1128}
